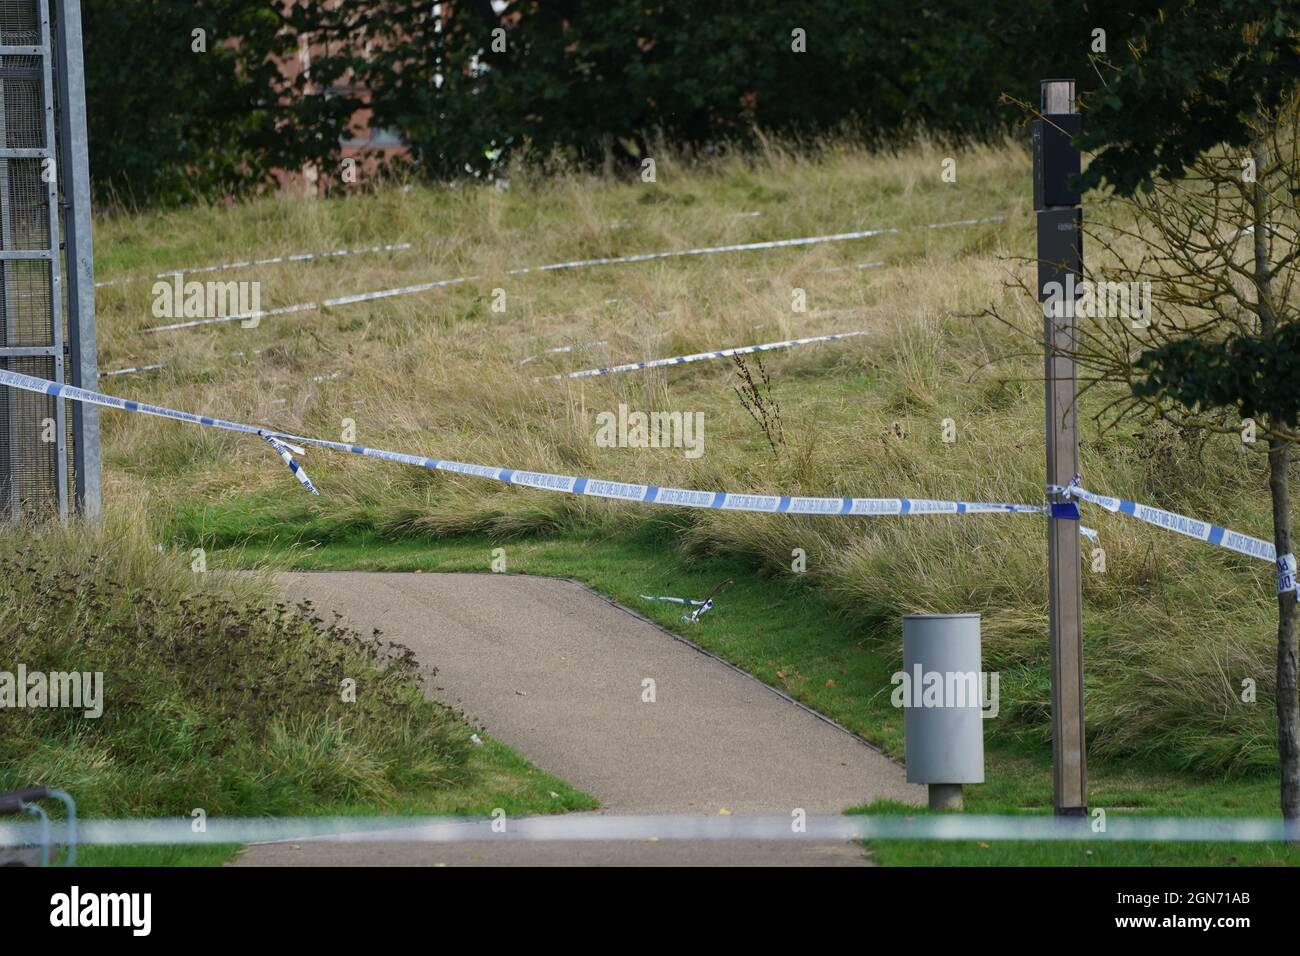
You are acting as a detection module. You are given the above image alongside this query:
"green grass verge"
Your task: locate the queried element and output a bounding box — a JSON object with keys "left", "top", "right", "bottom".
{"left": 71, "top": 738, "right": 594, "bottom": 866}
{"left": 0, "top": 513, "right": 595, "bottom": 868}
{"left": 171, "top": 500, "right": 1299, "bottom": 866}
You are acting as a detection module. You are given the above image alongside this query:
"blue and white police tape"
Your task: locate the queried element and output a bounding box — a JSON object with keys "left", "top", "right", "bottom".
{"left": 0, "top": 367, "right": 317, "bottom": 493}
{"left": 261, "top": 435, "right": 319, "bottom": 496}
{"left": 144, "top": 215, "right": 1007, "bottom": 333}
{"left": 640, "top": 594, "right": 709, "bottom": 606}
{"left": 3, "top": 372, "right": 1280, "bottom": 572}
{"left": 537, "top": 330, "right": 870, "bottom": 382}
{"left": 0, "top": 366, "right": 1046, "bottom": 520}
{"left": 1055, "top": 477, "right": 1275, "bottom": 563}
{"left": 95, "top": 242, "right": 412, "bottom": 288}
{"left": 0, "top": 367, "right": 273, "bottom": 438}
{"left": 99, "top": 363, "right": 165, "bottom": 379}
{"left": 145, "top": 276, "right": 471, "bottom": 333}
{"left": 686, "top": 599, "right": 715, "bottom": 622}
{"left": 1277, "top": 553, "right": 1297, "bottom": 596}
{"left": 519, "top": 341, "right": 608, "bottom": 366}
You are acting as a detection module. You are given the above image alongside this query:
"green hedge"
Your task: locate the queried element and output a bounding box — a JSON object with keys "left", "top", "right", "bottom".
{"left": 82, "top": 0, "right": 1115, "bottom": 204}
{"left": 360, "top": 0, "right": 1071, "bottom": 178}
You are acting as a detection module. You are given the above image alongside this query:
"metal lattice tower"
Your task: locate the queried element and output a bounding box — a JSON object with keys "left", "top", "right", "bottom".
{"left": 0, "top": 0, "right": 97, "bottom": 521}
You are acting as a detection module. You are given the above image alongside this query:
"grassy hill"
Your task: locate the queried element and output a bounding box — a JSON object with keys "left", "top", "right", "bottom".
{"left": 5, "top": 137, "right": 1291, "bottom": 863}
{"left": 94, "top": 139, "right": 1281, "bottom": 771}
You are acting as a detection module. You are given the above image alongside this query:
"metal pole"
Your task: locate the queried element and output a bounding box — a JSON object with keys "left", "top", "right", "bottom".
{"left": 0, "top": 53, "right": 17, "bottom": 519}
{"left": 37, "top": 0, "right": 67, "bottom": 517}
{"left": 1034, "top": 79, "right": 1087, "bottom": 816}
{"left": 53, "top": 0, "right": 98, "bottom": 518}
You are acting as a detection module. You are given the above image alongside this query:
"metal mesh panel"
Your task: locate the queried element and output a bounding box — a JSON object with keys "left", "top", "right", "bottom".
{"left": 0, "top": 0, "right": 64, "bottom": 520}
{"left": 0, "top": 0, "right": 37, "bottom": 46}
{"left": 53, "top": 41, "right": 75, "bottom": 514}
{"left": 0, "top": 354, "right": 57, "bottom": 519}
{"left": 0, "top": 55, "right": 43, "bottom": 148}
{"left": 0, "top": 258, "right": 52, "bottom": 345}
{"left": 63, "top": 394, "right": 73, "bottom": 505}
{"left": 0, "top": 157, "right": 50, "bottom": 249}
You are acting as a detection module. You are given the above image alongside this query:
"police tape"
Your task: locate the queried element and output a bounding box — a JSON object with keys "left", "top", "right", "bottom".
{"left": 0, "top": 366, "right": 1048, "bottom": 520}
{"left": 640, "top": 594, "right": 710, "bottom": 606}
{"left": 519, "top": 341, "right": 608, "bottom": 366}
{"left": 1278, "top": 554, "right": 1297, "bottom": 595}
{"left": 536, "top": 330, "right": 870, "bottom": 381}
{"left": 143, "top": 215, "right": 1007, "bottom": 333}
{"left": 262, "top": 435, "right": 319, "bottom": 496}
{"left": 0, "top": 367, "right": 319, "bottom": 492}
{"left": 99, "top": 363, "right": 165, "bottom": 379}
{"left": 146, "top": 297, "right": 382, "bottom": 334}
{"left": 1055, "top": 477, "right": 1276, "bottom": 564}
{"left": 100, "top": 347, "right": 320, "bottom": 381}
{"left": 5, "top": 366, "right": 1251, "bottom": 566}
{"left": 94, "top": 242, "right": 413, "bottom": 289}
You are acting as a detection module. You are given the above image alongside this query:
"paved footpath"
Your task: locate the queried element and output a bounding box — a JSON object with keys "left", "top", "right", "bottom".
{"left": 233, "top": 572, "right": 922, "bottom": 867}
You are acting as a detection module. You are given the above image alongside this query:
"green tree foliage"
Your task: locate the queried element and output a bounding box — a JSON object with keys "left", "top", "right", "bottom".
{"left": 1070, "top": 2, "right": 1300, "bottom": 434}
{"left": 1060, "top": 0, "right": 1300, "bottom": 825}
{"left": 1076, "top": 0, "right": 1300, "bottom": 196}
{"left": 1134, "top": 325, "right": 1300, "bottom": 426}
{"left": 80, "top": 1, "right": 1109, "bottom": 200}
{"left": 81, "top": 0, "right": 355, "bottom": 206}
{"left": 347, "top": 0, "right": 1060, "bottom": 179}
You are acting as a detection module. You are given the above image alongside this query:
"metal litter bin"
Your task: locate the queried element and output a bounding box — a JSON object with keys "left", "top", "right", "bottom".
{"left": 901, "top": 613, "right": 986, "bottom": 809}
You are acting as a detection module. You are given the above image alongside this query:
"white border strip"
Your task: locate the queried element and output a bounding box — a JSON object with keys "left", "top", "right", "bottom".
{"left": 0, "top": 813, "right": 1291, "bottom": 846}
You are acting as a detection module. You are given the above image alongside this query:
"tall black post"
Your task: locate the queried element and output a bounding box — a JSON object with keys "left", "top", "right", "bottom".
{"left": 1034, "top": 79, "right": 1087, "bottom": 816}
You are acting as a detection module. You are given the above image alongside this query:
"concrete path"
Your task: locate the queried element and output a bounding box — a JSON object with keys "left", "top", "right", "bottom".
{"left": 234, "top": 572, "right": 922, "bottom": 866}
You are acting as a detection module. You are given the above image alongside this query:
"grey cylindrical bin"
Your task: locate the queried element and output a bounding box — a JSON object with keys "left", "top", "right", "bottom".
{"left": 901, "top": 614, "right": 985, "bottom": 810}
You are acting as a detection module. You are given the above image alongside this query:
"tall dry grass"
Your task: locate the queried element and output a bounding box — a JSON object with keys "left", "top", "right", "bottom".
{"left": 82, "top": 136, "right": 1283, "bottom": 772}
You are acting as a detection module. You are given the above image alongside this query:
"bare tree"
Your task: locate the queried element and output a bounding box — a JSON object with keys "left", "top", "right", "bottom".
{"left": 991, "top": 94, "right": 1300, "bottom": 831}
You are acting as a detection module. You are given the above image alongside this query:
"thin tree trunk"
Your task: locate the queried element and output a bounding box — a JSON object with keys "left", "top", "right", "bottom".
{"left": 1253, "top": 132, "right": 1300, "bottom": 835}
{"left": 1267, "top": 438, "right": 1300, "bottom": 836}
